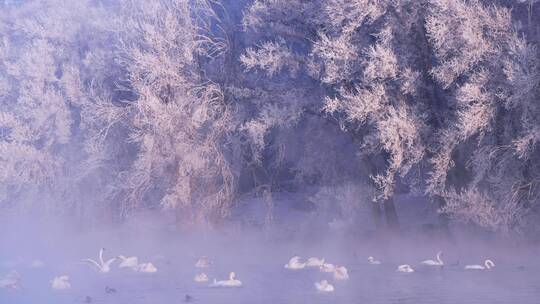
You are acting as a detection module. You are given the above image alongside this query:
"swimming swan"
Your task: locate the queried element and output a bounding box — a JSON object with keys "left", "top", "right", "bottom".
{"left": 284, "top": 256, "right": 306, "bottom": 270}
{"left": 0, "top": 271, "right": 20, "bottom": 290}
{"left": 421, "top": 251, "right": 444, "bottom": 267}
{"left": 117, "top": 255, "right": 139, "bottom": 269}
{"left": 195, "top": 256, "right": 211, "bottom": 268}
{"left": 137, "top": 262, "right": 157, "bottom": 273}
{"left": 51, "top": 275, "right": 71, "bottom": 290}
{"left": 306, "top": 257, "right": 325, "bottom": 267}
{"left": 194, "top": 272, "right": 209, "bottom": 283}
{"left": 30, "top": 260, "right": 45, "bottom": 268}
{"left": 314, "top": 280, "right": 334, "bottom": 292}
{"left": 319, "top": 263, "right": 336, "bottom": 273}
{"left": 396, "top": 264, "right": 415, "bottom": 273}
{"left": 464, "top": 259, "right": 495, "bottom": 270}
{"left": 367, "top": 256, "right": 381, "bottom": 265}
{"left": 82, "top": 248, "right": 117, "bottom": 273}
{"left": 333, "top": 266, "right": 349, "bottom": 280}
{"left": 211, "top": 272, "right": 242, "bottom": 287}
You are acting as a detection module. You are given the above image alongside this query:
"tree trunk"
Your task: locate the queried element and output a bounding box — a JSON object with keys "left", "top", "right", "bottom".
{"left": 371, "top": 200, "right": 384, "bottom": 231}
{"left": 435, "top": 195, "right": 452, "bottom": 239}
{"left": 383, "top": 197, "right": 400, "bottom": 231}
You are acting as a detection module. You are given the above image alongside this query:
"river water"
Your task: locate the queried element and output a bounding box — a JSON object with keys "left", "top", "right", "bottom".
{"left": 1, "top": 233, "right": 539, "bottom": 304}
{"left": 1, "top": 212, "right": 539, "bottom": 304}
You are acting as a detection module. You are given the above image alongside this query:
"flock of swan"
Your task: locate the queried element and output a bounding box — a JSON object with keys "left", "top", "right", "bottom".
{"left": 283, "top": 256, "right": 349, "bottom": 292}
{"left": 391, "top": 251, "right": 495, "bottom": 273}
{"left": 51, "top": 248, "right": 158, "bottom": 291}
{"left": 0, "top": 248, "right": 159, "bottom": 292}
{"left": 81, "top": 248, "right": 158, "bottom": 275}
{"left": 283, "top": 251, "right": 496, "bottom": 293}
{"left": 0, "top": 249, "right": 244, "bottom": 293}
{"left": 192, "top": 256, "right": 243, "bottom": 287}
{"left": 0, "top": 249, "right": 496, "bottom": 295}
{"left": 281, "top": 251, "right": 494, "bottom": 293}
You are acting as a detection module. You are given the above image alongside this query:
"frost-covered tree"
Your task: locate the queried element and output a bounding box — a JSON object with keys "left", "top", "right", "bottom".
{"left": 426, "top": 0, "right": 540, "bottom": 233}
{"left": 0, "top": 0, "right": 109, "bottom": 214}
{"left": 239, "top": 0, "right": 540, "bottom": 234}
{"left": 1, "top": 0, "right": 539, "bottom": 235}
{"left": 88, "top": 0, "right": 238, "bottom": 225}
{"left": 239, "top": 0, "right": 435, "bottom": 230}
{"left": 0, "top": 0, "right": 239, "bottom": 226}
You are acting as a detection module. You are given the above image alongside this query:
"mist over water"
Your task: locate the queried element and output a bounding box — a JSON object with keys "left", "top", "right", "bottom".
{"left": 1, "top": 210, "right": 539, "bottom": 304}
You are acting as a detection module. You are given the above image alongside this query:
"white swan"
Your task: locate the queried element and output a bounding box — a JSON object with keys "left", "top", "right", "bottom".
{"left": 367, "top": 256, "right": 381, "bottom": 265}
{"left": 51, "top": 275, "right": 71, "bottom": 290}
{"left": 195, "top": 256, "right": 211, "bottom": 268}
{"left": 421, "top": 251, "right": 444, "bottom": 267}
{"left": 319, "top": 263, "right": 336, "bottom": 273}
{"left": 314, "top": 280, "right": 334, "bottom": 292}
{"left": 81, "top": 248, "right": 117, "bottom": 273}
{"left": 194, "top": 272, "right": 209, "bottom": 283}
{"left": 284, "top": 256, "right": 306, "bottom": 270}
{"left": 306, "top": 257, "right": 325, "bottom": 267}
{"left": 396, "top": 264, "right": 415, "bottom": 273}
{"left": 30, "top": 260, "right": 45, "bottom": 268}
{"left": 137, "top": 262, "right": 157, "bottom": 273}
{"left": 333, "top": 266, "right": 349, "bottom": 280}
{"left": 117, "top": 255, "right": 139, "bottom": 270}
{"left": 465, "top": 259, "right": 495, "bottom": 270}
{"left": 0, "top": 271, "right": 20, "bottom": 290}
{"left": 210, "top": 272, "right": 242, "bottom": 287}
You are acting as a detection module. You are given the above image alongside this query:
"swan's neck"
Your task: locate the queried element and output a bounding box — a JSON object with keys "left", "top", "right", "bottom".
{"left": 436, "top": 252, "right": 443, "bottom": 264}
{"left": 99, "top": 248, "right": 105, "bottom": 265}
